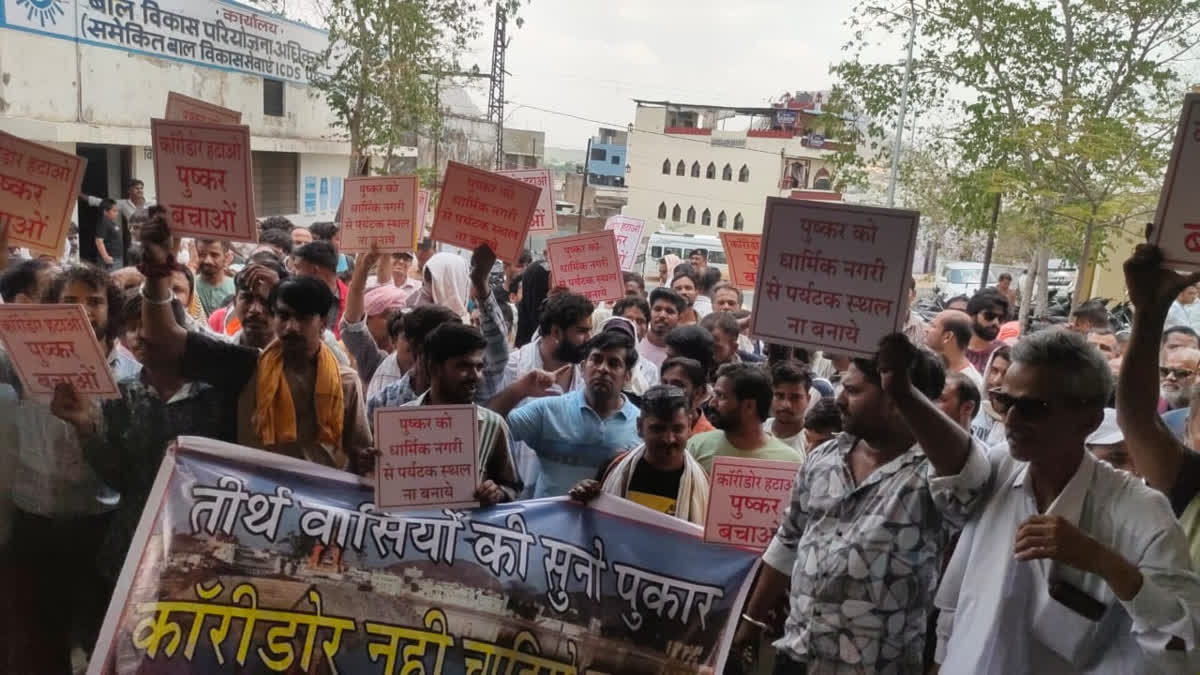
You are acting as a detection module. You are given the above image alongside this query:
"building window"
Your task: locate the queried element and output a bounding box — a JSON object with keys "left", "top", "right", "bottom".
{"left": 671, "top": 204, "right": 681, "bottom": 222}
{"left": 676, "top": 160, "right": 686, "bottom": 176}
{"left": 691, "top": 161, "right": 700, "bottom": 177}
{"left": 263, "top": 78, "right": 285, "bottom": 117}
{"left": 813, "top": 168, "right": 832, "bottom": 190}
{"left": 739, "top": 165, "right": 750, "bottom": 182}
{"left": 706, "top": 163, "right": 716, "bottom": 179}
{"left": 717, "top": 211, "right": 727, "bottom": 228}
{"left": 722, "top": 164, "right": 733, "bottom": 181}
{"left": 252, "top": 151, "right": 298, "bottom": 215}
{"left": 591, "top": 148, "right": 607, "bottom": 161}
{"left": 702, "top": 208, "right": 711, "bottom": 226}
{"left": 686, "top": 206, "right": 696, "bottom": 224}
{"left": 611, "top": 155, "right": 621, "bottom": 165}
{"left": 662, "top": 159, "right": 671, "bottom": 174}
{"left": 733, "top": 213, "right": 744, "bottom": 231}
{"left": 658, "top": 202, "right": 667, "bottom": 219}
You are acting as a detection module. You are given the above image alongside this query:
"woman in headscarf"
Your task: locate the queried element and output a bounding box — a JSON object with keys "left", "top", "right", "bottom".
{"left": 658, "top": 254, "right": 681, "bottom": 285}
{"left": 407, "top": 252, "right": 470, "bottom": 322}
{"left": 516, "top": 260, "right": 551, "bottom": 348}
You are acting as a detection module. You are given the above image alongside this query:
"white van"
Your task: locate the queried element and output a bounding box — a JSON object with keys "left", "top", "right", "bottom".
{"left": 639, "top": 232, "right": 727, "bottom": 285}
{"left": 936, "top": 261, "right": 1021, "bottom": 298}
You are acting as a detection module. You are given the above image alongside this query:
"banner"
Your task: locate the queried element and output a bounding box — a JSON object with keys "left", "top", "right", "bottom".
{"left": 750, "top": 198, "right": 918, "bottom": 357}
{"left": 603, "top": 215, "right": 645, "bottom": 272}
{"left": 431, "top": 162, "right": 540, "bottom": 263}
{"left": 499, "top": 168, "right": 557, "bottom": 234}
{"left": 151, "top": 118, "right": 256, "bottom": 242}
{"left": 0, "top": 129, "right": 87, "bottom": 255}
{"left": 339, "top": 176, "right": 419, "bottom": 254}
{"left": 719, "top": 232, "right": 761, "bottom": 290}
{"left": 164, "top": 92, "right": 242, "bottom": 125}
{"left": 1153, "top": 93, "right": 1200, "bottom": 271}
{"left": 0, "top": 304, "right": 119, "bottom": 400}
{"left": 546, "top": 231, "right": 624, "bottom": 303}
{"left": 91, "top": 437, "right": 758, "bottom": 674}
{"left": 704, "top": 457, "right": 799, "bottom": 551}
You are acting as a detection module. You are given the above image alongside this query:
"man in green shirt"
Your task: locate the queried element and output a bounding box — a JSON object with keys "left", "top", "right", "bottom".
{"left": 193, "top": 239, "right": 235, "bottom": 316}
{"left": 687, "top": 362, "right": 803, "bottom": 473}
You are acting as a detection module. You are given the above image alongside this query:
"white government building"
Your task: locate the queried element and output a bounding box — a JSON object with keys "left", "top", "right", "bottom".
{"left": 0, "top": 0, "right": 380, "bottom": 229}
{"left": 624, "top": 95, "right": 844, "bottom": 237}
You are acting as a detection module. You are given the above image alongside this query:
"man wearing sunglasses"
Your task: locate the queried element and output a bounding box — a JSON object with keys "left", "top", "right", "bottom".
{"left": 965, "top": 288, "right": 1009, "bottom": 373}
{"left": 1160, "top": 347, "right": 1200, "bottom": 411}
{"left": 934, "top": 326, "right": 1200, "bottom": 673}
{"left": 734, "top": 336, "right": 989, "bottom": 673}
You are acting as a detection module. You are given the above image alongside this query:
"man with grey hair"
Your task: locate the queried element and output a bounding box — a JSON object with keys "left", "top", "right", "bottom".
{"left": 934, "top": 328, "right": 1200, "bottom": 673}
{"left": 1160, "top": 346, "right": 1200, "bottom": 411}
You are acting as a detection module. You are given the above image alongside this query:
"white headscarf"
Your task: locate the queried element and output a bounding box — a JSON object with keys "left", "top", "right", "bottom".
{"left": 421, "top": 252, "right": 471, "bottom": 321}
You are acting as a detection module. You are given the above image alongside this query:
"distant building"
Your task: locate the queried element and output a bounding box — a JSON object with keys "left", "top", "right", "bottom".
{"left": 587, "top": 127, "right": 628, "bottom": 187}
{"left": 625, "top": 96, "right": 845, "bottom": 236}
{"left": 502, "top": 128, "right": 545, "bottom": 169}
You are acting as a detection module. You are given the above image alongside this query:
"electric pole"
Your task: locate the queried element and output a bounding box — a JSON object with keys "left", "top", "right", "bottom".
{"left": 487, "top": 4, "right": 508, "bottom": 170}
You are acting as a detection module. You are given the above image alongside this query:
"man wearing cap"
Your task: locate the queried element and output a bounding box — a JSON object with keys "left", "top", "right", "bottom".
{"left": 341, "top": 245, "right": 409, "bottom": 390}
{"left": 1088, "top": 408, "right": 1136, "bottom": 475}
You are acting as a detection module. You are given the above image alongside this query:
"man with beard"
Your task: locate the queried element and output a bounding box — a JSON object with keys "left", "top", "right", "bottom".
{"left": 401, "top": 322, "right": 520, "bottom": 505}
{"left": 569, "top": 385, "right": 710, "bottom": 524}
{"left": 137, "top": 217, "right": 373, "bottom": 473}
{"left": 638, "top": 287, "right": 685, "bottom": 369}
{"left": 965, "top": 288, "right": 1009, "bottom": 372}
{"left": 494, "top": 329, "right": 642, "bottom": 497}
{"left": 193, "top": 239, "right": 234, "bottom": 315}
{"left": 1160, "top": 347, "right": 1200, "bottom": 411}
{"left": 1, "top": 265, "right": 127, "bottom": 671}
{"left": 686, "top": 363, "right": 800, "bottom": 473}
{"left": 732, "top": 336, "right": 989, "bottom": 673}
{"left": 500, "top": 291, "right": 594, "bottom": 399}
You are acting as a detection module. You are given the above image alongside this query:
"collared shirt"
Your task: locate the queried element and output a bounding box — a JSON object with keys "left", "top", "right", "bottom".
{"left": 762, "top": 432, "right": 990, "bottom": 672}
{"left": 937, "top": 446, "right": 1200, "bottom": 674}
{"left": 83, "top": 376, "right": 230, "bottom": 580}
{"left": 506, "top": 389, "right": 641, "bottom": 498}
{"left": 367, "top": 370, "right": 417, "bottom": 421}
{"left": 366, "top": 352, "right": 406, "bottom": 402}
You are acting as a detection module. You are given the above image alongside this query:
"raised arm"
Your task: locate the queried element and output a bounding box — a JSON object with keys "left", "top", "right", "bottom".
{"left": 138, "top": 217, "right": 188, "bottom": 363}
{"left": 339, "top": 244, "right": 386, "bottom": 382}
{"left": 1117, "top": 243, "right": 1200, "bottom": 492}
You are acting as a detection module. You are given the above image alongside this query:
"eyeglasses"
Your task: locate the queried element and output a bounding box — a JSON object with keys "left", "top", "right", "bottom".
{"left": 988, "top": 390, "right": 1053, "bottom": 420}
{"left": 1160, "top": 367, "right": 1196, "bottom": 380}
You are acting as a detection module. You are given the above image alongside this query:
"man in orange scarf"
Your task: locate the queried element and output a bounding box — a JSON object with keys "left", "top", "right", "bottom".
{"left": 137, "top": 215, "right": 373, "bottom": 473}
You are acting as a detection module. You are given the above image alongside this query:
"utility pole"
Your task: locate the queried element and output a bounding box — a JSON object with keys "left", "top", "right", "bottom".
{"left": 886, "top": 5, "right": 917, "bottom": 207}
{"left": 577, "top": 138, "right": 591, "bottom": 233}
{"left": 487, "top": 3, "right": 508, "bottom": 170}
{"left": 980, "top": 192, "right": 1001, "bottom": 290}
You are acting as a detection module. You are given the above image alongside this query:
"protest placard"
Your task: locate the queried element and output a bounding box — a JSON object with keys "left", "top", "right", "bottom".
{"left": 151, "top": 118, "right": 256, "bottom": 242}
{"left": 93, "top": 437, "right": 757, "bottom": 675}
{"left": 0, "top": 130, "right": 86, "bottom": 255}
{"left": 704, "top": 456, "right": 799, "bottom": 551}
{"left": 604, "top": 215, "right": 646, "bottom": 271}
{"left": 373, "top": 405, "right": 480, "bottom": 510}
{"left": 499, "top": 168, "right": 557, "bottom": 233}
{"left": 750, "top": 198, "right": 918, "bottom": 357}
{"left": 545, "top": 230, "right": 625, "bottom": 303}
{"left": 720, "top": 232, "right": 761, "bottom": 290}
{"left": 0, "top": 304, "right": 118, "bottom": 401}
{"left": 164, "top": 92, "right": 242, "bottom": 125}
{"left": 430, "top": 162, "right": 540, "bottom": 262}
{"left": 418, "top": 188, "right": 431, "bottom": 237}
{"left": 338, "top": 176, "right": 419, "bottom": 253}
{"left": 1154, "top": 93, "right": 1200, "bottom": 270}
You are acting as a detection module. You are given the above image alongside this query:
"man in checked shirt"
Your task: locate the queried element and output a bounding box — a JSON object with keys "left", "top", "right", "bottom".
{"left": 733, "top": 334, "right": 990, "bottom": 674}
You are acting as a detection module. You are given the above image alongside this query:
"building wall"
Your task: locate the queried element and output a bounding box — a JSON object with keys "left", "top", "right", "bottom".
{"left": 587, "top": 142, "right": 626, "bottom": 179}
{"left": 624, "top": 105, "right": 837, "bottom": 236}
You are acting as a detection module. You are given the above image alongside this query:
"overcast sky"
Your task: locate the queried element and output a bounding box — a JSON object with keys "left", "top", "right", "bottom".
{"left": 447, "top": 1, "right": 859, "bottom": 150}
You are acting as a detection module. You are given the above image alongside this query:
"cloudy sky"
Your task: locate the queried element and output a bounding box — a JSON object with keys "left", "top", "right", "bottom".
{"left": 454, "top": 1, "right": 859, "bottom": 149}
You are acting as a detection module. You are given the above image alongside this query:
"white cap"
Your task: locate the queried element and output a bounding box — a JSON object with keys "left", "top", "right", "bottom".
{"left": 1087, "top": 408, "right": 1123, "bottom": 446}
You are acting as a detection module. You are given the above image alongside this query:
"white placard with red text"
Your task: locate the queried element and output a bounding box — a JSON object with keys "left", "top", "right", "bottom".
{"left": 750, "top": 198, "right": 918, "bottom": 357}
{"left": 373, "top": 405, "right": 480, "bottom": 510}
{"left": 720, "top": 232, "right": 761, "bottom": 290}
{"left": 499, "top": 168, "right": 557, "bottom": 234}
{"left": 0, "top": 130, "right": 87, "bottom": 256}
{"left": 704, "top": 456, "right": 800, "bottom": 551}
{"left": 0, "top": 305, "right": 119, "bottom": 401}
{"left": 151, "top": 118, "right": 257, "bottom": 242}
{"left": 1153, "top": 94, "right": 1200, "bottom": 270}
{"left": 164, "top": 92, "right": 242, "bottom": 125}
{"left": 431, "top": 162, "right": 540, "bottom": 262}
{"left": 545, "top": 230, "right": 625, "bottom": 303}
{"left": 604, "top": 215, "right": 645, "bottom": 271}
{"left": 339, "top": 176, "right": 419, "bottom": 253}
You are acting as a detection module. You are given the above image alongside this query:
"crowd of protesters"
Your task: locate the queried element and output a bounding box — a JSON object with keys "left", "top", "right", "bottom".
{"left": 2, "top": 202, "right": 1200, "bottom": 675}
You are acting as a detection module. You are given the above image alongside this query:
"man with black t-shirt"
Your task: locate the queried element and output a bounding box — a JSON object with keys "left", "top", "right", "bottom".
{"left": 569, "top": 384, "right": 709, "bottom": 524}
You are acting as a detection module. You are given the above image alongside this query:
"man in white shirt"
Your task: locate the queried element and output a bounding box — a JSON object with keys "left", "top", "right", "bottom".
{"left": 1166, "top": 283, "right": 1200, "bottom": 335}
{"left": 762, "top": 360, "right": 811, "bottom": 455}
{"left": 926, "top": 309, "right": 984, "bottom": 388}
{"left": 935, "top": 329, "right": 1200, "bottom": 674}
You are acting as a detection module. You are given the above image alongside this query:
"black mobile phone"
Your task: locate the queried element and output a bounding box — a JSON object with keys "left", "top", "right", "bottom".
{"left": 1048, "top": 579, "right": 1107, "bottom": 622}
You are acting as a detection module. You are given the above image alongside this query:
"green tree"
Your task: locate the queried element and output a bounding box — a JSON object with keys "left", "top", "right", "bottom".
{"left": 308, "top": 0, "right": 524, "bottom": 177}
{"left": 833, "top": 0, "right": 1199, "bottom": 318}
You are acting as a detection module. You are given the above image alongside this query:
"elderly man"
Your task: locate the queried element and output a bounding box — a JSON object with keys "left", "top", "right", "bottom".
{"left": 1087, "top": 408, "right": 1136, "bottom": 475}
{"left": 1160, "top": 347, "right": 1200, "bottom": 411}
{"left": 934, "top": 329, "right": 1200, "bottom": 673}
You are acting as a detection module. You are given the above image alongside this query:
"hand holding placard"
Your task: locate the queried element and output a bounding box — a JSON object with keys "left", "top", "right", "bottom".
{"left": 0, "top": 304, "right": 119, "bottom": 401}
{"left": 1152, "top": 94, "right": 1200, "bottom": 270}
